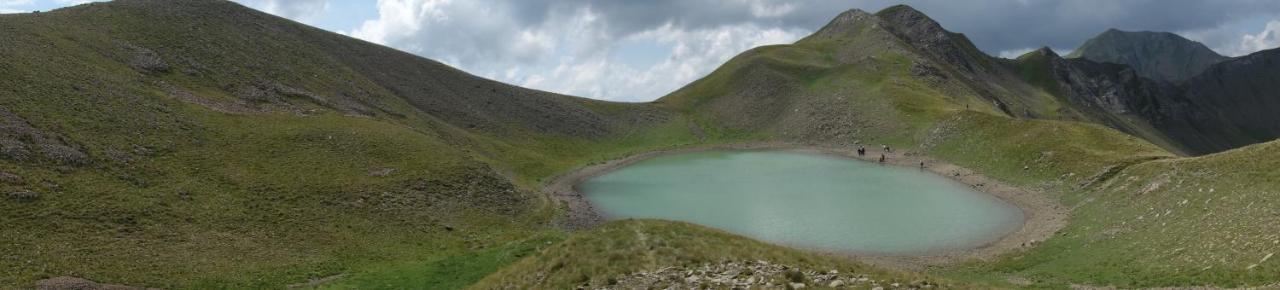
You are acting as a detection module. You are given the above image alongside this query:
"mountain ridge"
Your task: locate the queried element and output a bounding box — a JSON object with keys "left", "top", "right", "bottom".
{"left": 874, "top": 5, "right": 996, "bottom": 74}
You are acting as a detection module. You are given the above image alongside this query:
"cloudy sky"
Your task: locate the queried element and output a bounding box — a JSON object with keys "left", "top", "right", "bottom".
{"left": 5, "top": 1, "right": 1280, "bottom": 102}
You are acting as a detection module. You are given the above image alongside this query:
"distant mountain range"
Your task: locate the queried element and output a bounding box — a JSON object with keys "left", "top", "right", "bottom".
{"left": 1021, "top": 29, "right": 1279, "bottom": 155}
{"left": 670, "top": 4, "right": 1280, "bottom": 156}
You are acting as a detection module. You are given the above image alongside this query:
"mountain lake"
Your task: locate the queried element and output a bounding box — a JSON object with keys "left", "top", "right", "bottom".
{"left": 578, "top": 150, "right": 1024, "bottom": 254}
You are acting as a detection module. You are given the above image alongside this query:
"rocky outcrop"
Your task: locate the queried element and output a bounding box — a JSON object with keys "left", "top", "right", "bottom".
{"left": 0, "top": 108, "right": 91, "bottom": 165}
{"left": 115, "top": 41, "right": 171, "bottom": 74}
{"left": 1014, "top": 47, "right": 1181, "bottom": 149}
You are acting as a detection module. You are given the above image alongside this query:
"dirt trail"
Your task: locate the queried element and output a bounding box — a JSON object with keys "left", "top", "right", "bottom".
{"left": 545, "top": 142, "right": 1068, "bottom": 270}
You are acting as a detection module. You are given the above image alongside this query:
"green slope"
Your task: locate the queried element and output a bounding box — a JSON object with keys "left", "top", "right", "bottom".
{"left": 947, "top": 140, "right": 1280, "bottom": 287}
{"left": 0, "top": 0, "right": 696, "bottom": 288}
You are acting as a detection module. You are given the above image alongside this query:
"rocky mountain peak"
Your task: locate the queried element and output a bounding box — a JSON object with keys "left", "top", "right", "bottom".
{"left": 872, "top": 5, "right": 992, "bottom": 73}
{"left": 1066, "top": 28, "right": 1229, "bottom": 81}
{"left": 832, "top": 8, "right": 875, "bottom": 24}
{"left": 1033, "top": 46, "right": 1060, "bottom": 58}
{"left": 873, "top": 5, "right": 943, "bottom": 34}
{"left": 805, "top": 8, "right": 877, "bottom": 40}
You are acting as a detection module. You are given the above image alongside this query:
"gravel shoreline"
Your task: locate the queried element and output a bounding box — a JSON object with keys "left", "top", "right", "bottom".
{"left": 544, "top": 142, "right": 1068, "bottom": 269}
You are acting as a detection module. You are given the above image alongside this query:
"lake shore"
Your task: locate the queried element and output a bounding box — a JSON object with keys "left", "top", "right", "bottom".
{"left": 544, "top": 141, "right": 1068, "bottom": 269}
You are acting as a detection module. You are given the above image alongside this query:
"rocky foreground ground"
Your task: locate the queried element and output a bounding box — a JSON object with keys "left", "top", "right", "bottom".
{"left": 586, "top": 260, "right": 940, "bottom": 289}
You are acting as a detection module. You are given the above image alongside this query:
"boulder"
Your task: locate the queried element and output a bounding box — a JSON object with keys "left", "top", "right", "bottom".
{"left": 6, "top": 189, "right": 39, "bottom": 202}
{"left": 0, "top": 171, "right": 22, "bottom": 185}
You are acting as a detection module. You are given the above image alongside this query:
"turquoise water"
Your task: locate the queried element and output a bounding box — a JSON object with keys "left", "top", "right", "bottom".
{"left": 578, "top": 150, "right": 1024, "bottom": 254}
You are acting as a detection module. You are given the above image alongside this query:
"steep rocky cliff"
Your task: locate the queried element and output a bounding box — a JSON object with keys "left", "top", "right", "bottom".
{"left": 1021, "top": 44, "right": 1280, "bottom": 155}
{"left": 1168, "top": 48, "right": 1280, "bottom": 153}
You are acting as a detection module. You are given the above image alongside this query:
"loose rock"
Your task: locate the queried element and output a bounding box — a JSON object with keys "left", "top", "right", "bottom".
{"left": 592, "top": 260, "right": 887, "bottom": 289}
{"left": 368, "top": 167, "right": 397, "bottom": 177}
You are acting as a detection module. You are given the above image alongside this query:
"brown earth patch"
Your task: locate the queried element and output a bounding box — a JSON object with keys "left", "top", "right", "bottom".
{"left": 34, "top": 276, "right": 159, "bottom": 290}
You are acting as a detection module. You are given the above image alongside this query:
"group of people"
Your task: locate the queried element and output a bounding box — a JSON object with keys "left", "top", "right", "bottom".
{"left": 855, "top": 145, "right": 890, "bottom": 155}
{"left": 855, "top": 145, "right": 890, "bottom": 163}
{"left": 854, "top": 144, "right": 922, "bottom": 169}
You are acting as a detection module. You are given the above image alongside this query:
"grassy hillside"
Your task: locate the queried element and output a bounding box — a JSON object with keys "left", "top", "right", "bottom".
{"left": 0, "top": 0, "right": 700, "bottom": 288}
{"left": 0, "top": 107, "right": 539, "bottom": 288}
{"left": 944, "top": 140, "right": 1280, "bottom": 287}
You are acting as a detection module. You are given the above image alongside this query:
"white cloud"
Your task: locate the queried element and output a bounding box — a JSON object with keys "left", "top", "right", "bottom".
{"left": 521, "top": 22, "right": 805, "bottom": 102}
{"left": 745, "top": 0, "right": 795, "bottom": 18}
{"left": 1182, "top": 19, "right": 1280, "bottom": 57}
{"left": 253, "top": 0, "right": 1280, "bottom": 100}
{"left": 52, "top": 0, "right": 91, "bottom": 5}
{"left": 350, "top": 0, "right": 451, "bottom": 45}
{"left": 349, "top": 0, "right": 806, "bottom": 102}
{"left": 351, "top": 0, "right": 550, "bottom": 64}
{"left": 233, "top": 0, "right": 329, "bottom": 22}
{"left": 0, "top": 0, "right": 31, "bottom": 13}
{"left": 1238, "top": 20, "right": 1280, "bottom": 55}
{"left": 997, "top": 47, "right": 1036, "bottom": 59}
